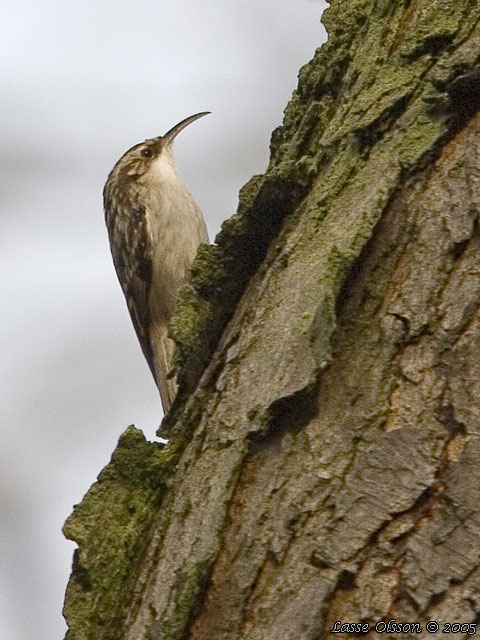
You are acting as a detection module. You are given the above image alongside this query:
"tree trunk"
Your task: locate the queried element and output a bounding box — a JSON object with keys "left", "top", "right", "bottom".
{"left": 63, "top": 1, "right": 480, "bottom": 638}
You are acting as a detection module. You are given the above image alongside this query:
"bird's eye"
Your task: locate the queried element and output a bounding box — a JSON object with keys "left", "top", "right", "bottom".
{"left": 141, "top": 148, "right": 154, "bottom": 158}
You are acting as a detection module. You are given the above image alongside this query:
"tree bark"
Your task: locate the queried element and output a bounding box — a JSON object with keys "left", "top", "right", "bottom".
{"left": 63, "top": 1, "right": 480, "bottom": 638}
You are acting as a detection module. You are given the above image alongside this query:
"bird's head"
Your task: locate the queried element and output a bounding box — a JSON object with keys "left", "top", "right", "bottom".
{"left": 106, "top": 111, "right": 210, "bottom": 187}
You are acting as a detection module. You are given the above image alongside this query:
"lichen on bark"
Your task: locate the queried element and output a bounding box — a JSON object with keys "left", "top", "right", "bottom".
{"left": 63, "top": 427, "right": 171, "bottom": 639}
{"left": 170, "top": 0, "right": 480, "bottom": 411}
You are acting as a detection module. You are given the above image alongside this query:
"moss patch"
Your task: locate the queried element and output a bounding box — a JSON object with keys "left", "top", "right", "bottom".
{"left": 63, "top": 427, "right": 173, "bottom": 640}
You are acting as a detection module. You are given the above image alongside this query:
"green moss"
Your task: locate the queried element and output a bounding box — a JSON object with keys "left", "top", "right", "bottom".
{"left": 63, "top": 427, "right": 176, "bottom": 640}
{"left": 396, "top": 0, "right": 471, "bottom": 60}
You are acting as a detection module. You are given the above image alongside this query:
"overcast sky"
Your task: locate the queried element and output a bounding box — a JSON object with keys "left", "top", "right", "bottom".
{"left": 0, "top": 1, "right": 327, "bottom": 637}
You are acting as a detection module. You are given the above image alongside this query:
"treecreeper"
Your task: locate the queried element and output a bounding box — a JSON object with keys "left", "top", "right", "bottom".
{"left": 103, "top": 112, "right": 210, "bottom": 412}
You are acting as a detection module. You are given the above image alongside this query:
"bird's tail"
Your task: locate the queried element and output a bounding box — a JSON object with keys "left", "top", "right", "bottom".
{"left": 150, "top": 323, "right": 178, "bottom": 413}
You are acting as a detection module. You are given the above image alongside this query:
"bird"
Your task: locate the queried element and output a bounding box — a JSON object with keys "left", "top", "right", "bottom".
{"left": 103, "top": 112, "right": 210, "bottom": 413}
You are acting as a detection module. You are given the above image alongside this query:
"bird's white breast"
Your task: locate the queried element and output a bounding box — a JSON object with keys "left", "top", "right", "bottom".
{"left": 148, "top": 147, "right": 183, "bottom": 185}
{"left": 140, "top": 147, "right": 208, "bottom": 322}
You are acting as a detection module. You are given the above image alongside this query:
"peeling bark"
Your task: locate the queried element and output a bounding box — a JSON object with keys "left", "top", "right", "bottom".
{"left": 63, "top": 1, "right": 480, "bottom": 638}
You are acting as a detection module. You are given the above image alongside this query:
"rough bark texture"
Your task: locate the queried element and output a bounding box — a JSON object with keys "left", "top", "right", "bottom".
{"left": 63, "top": 1, "right": 480, "bottom": 638}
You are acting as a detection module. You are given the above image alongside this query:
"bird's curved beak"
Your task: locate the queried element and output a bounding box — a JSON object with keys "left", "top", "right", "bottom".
{"left": 162, "top": 111, "right": 211, "bottom": 145}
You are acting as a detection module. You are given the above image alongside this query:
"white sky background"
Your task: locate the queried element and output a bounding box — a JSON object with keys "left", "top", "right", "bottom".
{"left": 0, "top": 1, "right": 328, "bottom": 637}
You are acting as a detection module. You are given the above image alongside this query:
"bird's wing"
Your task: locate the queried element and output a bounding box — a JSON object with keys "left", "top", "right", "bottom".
{"left": 105, "top": 200, "right": 158, "bottom": 385}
